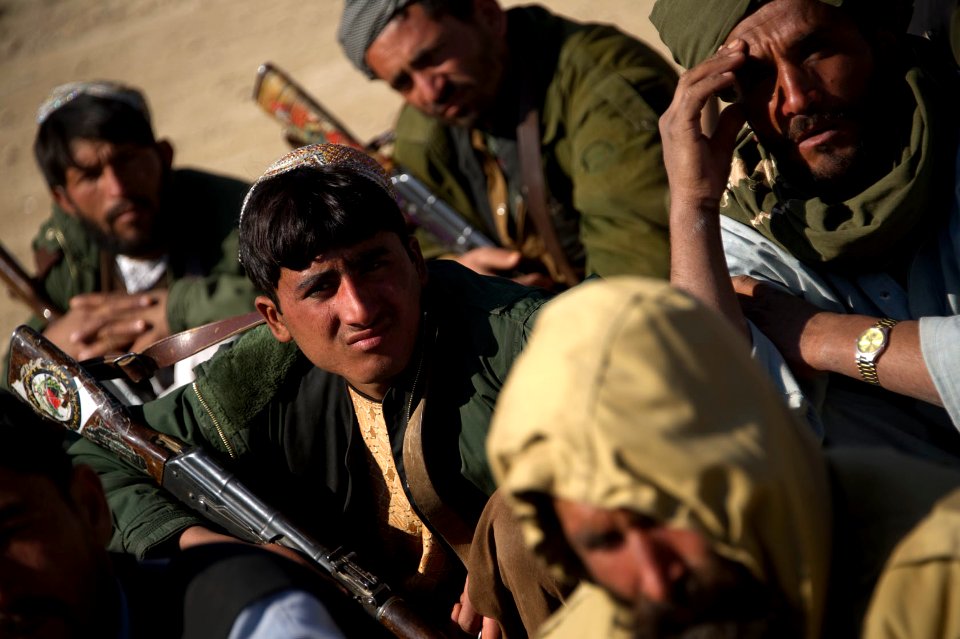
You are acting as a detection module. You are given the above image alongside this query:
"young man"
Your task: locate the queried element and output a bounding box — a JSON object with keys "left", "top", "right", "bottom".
{"left": 488, "top": 278, "right": 960, "bottom": 638}
{"left": 654, "top": 0, "right": 960, "bottom": 463}
{"left": 70, "top": 144, "right": 553, "bottom": 634}
{"left": 26, "top": 81, "right": 256, "bottom": 364}
{"left": 338, "top": 0, "right": 677, "bottom": 287}
{"left": 0, "top": 389, "right": 347, "bottom": 639}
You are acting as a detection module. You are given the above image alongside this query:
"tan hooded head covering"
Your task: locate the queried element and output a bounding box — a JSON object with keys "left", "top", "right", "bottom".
{"left": 488, "top": 277, "right": 832, "bottom": 638}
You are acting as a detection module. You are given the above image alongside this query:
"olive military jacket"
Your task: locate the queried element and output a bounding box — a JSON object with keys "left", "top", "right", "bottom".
{"left": 393, "top": 5, "right": 677, "bottom": 280}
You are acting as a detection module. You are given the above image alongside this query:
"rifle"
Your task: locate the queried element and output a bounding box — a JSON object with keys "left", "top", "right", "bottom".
{"left": 6, "top": 325, "right": 449, "bottom": 639}
{"left": 0, "top": 242, "right": 62, "bottom": 322}
{"left": 253, "top": 62, "right": 495, "bottom": 254}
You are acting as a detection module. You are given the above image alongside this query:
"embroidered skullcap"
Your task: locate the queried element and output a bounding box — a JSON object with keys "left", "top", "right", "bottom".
{"left": 338, "top": 0, "right": 416, "bottom": 78}
{"left": 238, "top": 143, "right": 395, "bottom": 235}
{"left": 650, "top": 0, "right": 914, "bottom": 70}
{"left": 37, "top": 81, "right": 150, "bottom": 125}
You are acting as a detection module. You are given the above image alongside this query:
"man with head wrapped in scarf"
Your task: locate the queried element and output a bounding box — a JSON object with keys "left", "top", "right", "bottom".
{"left": 653, "top": 0, "right": 960, "bottom": 464}
{"left": 489, "top": 277, "right": 960, "bottom": 638}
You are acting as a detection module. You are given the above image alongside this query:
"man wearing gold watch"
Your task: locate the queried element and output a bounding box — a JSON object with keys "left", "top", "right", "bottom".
{"left": 653, "top": 0, "right": 960, "bottom": 464}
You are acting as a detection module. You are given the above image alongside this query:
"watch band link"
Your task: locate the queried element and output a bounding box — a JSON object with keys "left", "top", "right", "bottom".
{"left": 855, "top": 317, "right": 898, "bottom": 385}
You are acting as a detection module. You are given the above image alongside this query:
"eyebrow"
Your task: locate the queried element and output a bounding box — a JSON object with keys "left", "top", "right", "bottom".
{"left": 293, "top": 246, "right": 392, "bottom": 295}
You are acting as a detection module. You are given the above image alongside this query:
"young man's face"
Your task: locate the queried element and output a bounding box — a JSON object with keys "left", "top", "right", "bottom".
{"left": 553, "top": 497, "right": 795, "bottom": 637}
{"left": 53, "top": 138, "right": 171, "bottom": 257}
{"left": 725, "top": 0, "right": 880, "bottom": 192}
{"left": 0, "top": 466, "right": 113, "bottom": 639}
{"left": 365, "top": 0, "right": 507, "bottom": 128}
{"left": 257, "top": 231, "right": 428, "bottom": 400}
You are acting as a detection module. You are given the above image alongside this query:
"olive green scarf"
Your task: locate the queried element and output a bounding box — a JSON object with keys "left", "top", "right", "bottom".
{"left": 721, "top": 62, "right": 957, "bottom": 269}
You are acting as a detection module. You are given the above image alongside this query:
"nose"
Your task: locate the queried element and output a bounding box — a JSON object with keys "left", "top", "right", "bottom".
{"left": 100, "top": 163, "right": 131, "bottom": 198}
{"left": 775, "top": 59, "right": 818, "bottom": 119}
{"left": 411, "top": 69, "right": 447, "bottom": 111}
{"left": 336, "top": 276, "right": 378, "bottom": 327}
{"left": 629, "top": 528, "right": 687, "bottom": 604}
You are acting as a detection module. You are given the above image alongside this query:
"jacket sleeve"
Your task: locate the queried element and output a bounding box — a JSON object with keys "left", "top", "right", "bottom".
{"left": 558, "top": 36, "right": 677, "bottom": 279}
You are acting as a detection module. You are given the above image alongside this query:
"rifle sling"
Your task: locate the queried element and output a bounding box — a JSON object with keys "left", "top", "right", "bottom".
{"left": 85, "top": 311, "right": 265, "bottom": 383}
{"left": 516, "top": 108, "right": 579, "bottom": 286}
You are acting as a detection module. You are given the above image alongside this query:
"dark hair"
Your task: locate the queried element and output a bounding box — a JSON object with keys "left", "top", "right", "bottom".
{"left": 34, "top": 95, "right": 156, "bottom": 189}
{"left": 238, "top": 166, "right": 409, "bottom": 303}
{"left": 417, "top": 0, "right": 475, "bottom": 21}
{"left": 0, "top": 389, "right": 73, "bottom": 493}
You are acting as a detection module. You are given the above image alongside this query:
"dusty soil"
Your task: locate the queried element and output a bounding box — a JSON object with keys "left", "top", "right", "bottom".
{"left": 0, "top": 0, "right": 669, "bottom": 340}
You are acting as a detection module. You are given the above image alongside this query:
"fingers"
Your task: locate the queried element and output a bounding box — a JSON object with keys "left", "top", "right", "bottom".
{"left": 69, "top": 291, "right": 157, "bottom": 312}
{"left": 456, "top": 247, "right": 522, "bottom": 276}
{"left": 512, "top": 272, "right": 554, "bottom": 289}
{"left": 663, "top": 40, "right": 747, "bottom": 136}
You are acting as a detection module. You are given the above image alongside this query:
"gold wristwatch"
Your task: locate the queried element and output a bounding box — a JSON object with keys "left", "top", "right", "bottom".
{"left": 855, "top": 318, "right": 898, "bottom": 385}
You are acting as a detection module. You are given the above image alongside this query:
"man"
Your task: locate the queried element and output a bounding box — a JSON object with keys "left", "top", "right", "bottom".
{"left": 26, "top": 81, "right": 257, "bottom": 366}
{"left": 488, "top": 277, "right": 960, "bottom": 638}
{"left": 653, "top": 0, "right": 960, "bottom": 463}
{"left": 70, "top": 144, "right": 553, "bottom": 634}
{"left": 337, "top": 0, "right": 677, "bottom": 287}
{"left": 0, "top": 388, "right": 349, "bottom": 639}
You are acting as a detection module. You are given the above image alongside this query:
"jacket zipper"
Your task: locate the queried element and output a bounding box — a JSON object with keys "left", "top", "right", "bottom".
{"left": 192, "top": 381, "right": 238, "bottom": 460}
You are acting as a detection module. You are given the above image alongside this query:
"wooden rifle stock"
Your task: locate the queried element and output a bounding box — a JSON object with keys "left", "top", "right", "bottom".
{"left": 6, "top": 325, "right": 452, "bottom": 639}
{"left": 0, "top": 243, "right": 62, "bottom": 322}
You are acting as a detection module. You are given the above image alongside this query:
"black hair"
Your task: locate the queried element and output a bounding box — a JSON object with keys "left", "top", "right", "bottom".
{"left": 34, "top": 94, "right": 156, "bottom": 189}
{"left": 417, "top": 0, "right": 475, "bottom": 21}
{"left": 0, "top": 389, "right": 73, "bottom": 493}
{"left": 238, "top": 166, "right": 409, "bottom": 304}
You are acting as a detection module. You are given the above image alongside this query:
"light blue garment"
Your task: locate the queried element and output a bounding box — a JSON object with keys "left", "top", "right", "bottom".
{"left": 719, "top": 146, "right": 960, "bottom": 462}
{"left": 228, "top": 589, "right": 346, "bottom": 639}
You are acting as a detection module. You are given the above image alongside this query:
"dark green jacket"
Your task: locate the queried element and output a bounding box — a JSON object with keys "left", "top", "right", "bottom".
{"left": 30, "top": 168, "right": 256, "bottom": 332}
{"left": 394, "top": 5, "right": 677, "bottom": 279}
{"left": 71, "top": 262, "right": 550, "bottom": 578}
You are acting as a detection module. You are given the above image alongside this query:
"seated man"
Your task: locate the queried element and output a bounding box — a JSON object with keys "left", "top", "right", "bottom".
{"left": 0, "top": 389, "right": 347, "bottom": 639}
{"left": 488, "top": 278, "right": 960, "bottom": 638}
{"left": 25, "top": 81, "right": 256, "bottom": 368}
{"left": 70, "top": 144, "right": 554, "bottom": 634}
{"left": 338, "top": 0, "right": 677, "bottom": 287}
{"left": 654, "top": 0, "right": 960, "bottom": 463}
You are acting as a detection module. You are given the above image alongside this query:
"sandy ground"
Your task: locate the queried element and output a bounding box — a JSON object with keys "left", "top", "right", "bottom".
{"left": 0, "top": 0, "right": 670, "bottom": 342}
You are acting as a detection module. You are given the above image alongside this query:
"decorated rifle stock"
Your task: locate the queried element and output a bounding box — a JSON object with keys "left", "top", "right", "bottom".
{"left": 6, "top": 325, "right": 449, "bottom": 639}
{"left": 0, "top": 242, "right": 62, "bottom": 322}
{"left": 253, "top": 62, "right": 495, "bottom": 253}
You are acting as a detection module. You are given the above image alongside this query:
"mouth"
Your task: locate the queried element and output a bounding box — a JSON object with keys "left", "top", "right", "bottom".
{"left": 789, "top": 114, "right": 852, "bottom": 150}
{"left": 346, "top": 325, "right": 389, "bottom": 350}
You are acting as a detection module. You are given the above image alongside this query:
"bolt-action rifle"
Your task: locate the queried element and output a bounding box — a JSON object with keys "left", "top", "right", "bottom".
{"left": 0, "top": 242, "right": 61, "bottom": 323}
{"left": 253, "top": 62, "right": 494, "bottom": 254}
{"left": 7, "top": 325, "right": 450, "bottom": 639}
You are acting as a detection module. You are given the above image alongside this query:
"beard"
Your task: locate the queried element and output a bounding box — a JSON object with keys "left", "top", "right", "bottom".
{"left": 79, "top": 170, "right": 172, "bottom": 258}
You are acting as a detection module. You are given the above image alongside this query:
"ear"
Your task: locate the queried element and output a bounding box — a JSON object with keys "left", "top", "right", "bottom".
{"left": 473, "top": 0, "right": 506, "bottom": 38}
{"left": 406, "top": 236, "right": 428, "bottom": 286}
{"left": 155, "top": 139, "right": 174, "bottom": 170}
{"left": 256, "top": 294, "right": 293, "bottom": 343}
{"left": 52, "top": 185, "right": 78, "bottom": 217}
{"left": 69, "top": 465, "right": 113, "bottom": 547}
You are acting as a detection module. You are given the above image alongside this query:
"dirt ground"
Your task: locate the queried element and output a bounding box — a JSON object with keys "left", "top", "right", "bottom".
{"left": 0, "top": 0, "right": 670, "bottom": 341}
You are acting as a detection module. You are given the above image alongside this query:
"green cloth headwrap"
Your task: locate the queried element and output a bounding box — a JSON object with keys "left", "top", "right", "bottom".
{"left": 338, "top": 0, "right": 416, "bottom": 79}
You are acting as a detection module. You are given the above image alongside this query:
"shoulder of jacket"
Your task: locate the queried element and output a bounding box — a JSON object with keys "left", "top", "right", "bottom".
{"left": 426, "top": 260, "right": 553, "bottom": 321}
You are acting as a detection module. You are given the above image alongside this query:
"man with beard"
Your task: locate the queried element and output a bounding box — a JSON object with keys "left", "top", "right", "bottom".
{"left": 488, "top": 277, "right": 960, "bottom": 638}
{"left": 0, "top": 389, "right": 349, "bottom": 639}
{"left": 653, "top": 0, "right": 960, "bottom": 463}
{"left": 337, "top": 0, "right": 677, "bottom": 288}
{"left": 24, "top": 81, "right": 256, "bottom": 367}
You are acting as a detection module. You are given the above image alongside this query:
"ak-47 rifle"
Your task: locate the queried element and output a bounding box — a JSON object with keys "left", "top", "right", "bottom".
{"left": 0, "top": 242, "right": 61, "bottom": 322}
{"left": 253, "top": 62, "right": 495, "bottom": 254}
{"left": 6, "top": 325, "right": 449, "bottom": 639}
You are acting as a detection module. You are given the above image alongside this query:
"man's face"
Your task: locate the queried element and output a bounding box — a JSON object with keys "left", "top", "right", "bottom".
{"left": 0, "top": 467, "right": 113, "bottom": 639}
{"left": 553, "top": 497, "right": 795, "bottom": 638}
{"left": 53, "top": 138, "right": 170, "bottom": 257}
{"left": 365, "top": 1, "right": 507, "bottom": 128}
{"left": 257, "top": 231, "right": 427, "bottom": 400}
{"left": 724, "top": 0, "right": 880, "bottom": 190}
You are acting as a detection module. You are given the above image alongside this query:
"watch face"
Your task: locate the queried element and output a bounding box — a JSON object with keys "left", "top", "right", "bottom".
{"left": 857, "top": 327, "right": 886, "bottom": 354}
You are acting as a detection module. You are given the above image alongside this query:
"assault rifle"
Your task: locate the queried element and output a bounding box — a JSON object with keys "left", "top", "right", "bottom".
{"left": 7, "top": 325, "right": 449, "bottom": 639}
{"left": 253, "top": 62, "right": 494, "bottom": 254}
{"left": 0, "top": 242, "right": 61, "bottom": 322}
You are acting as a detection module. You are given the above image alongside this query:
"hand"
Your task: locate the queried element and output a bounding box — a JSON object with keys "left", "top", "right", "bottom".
{"left": 732, "top": 275, "right": 825, "bottom": 378}
{"left": 451, "top": 575, "right": 501, "bottom": 638}
{"left": 659, "top": 39, "right": 748, "bottom": 210}
{"left": 455, "top": 247, "right": 554, "bottom": 289}
{"left": 42, "top": 290, "right": 171, "bottom": 360}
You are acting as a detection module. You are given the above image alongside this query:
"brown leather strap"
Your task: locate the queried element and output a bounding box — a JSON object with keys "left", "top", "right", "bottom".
{"left": 516, "top": 109, "right": 580, "bottom": 286}
{"left": 402, "top": 395, "right": 477, "bottom": 564}
{"left": 85, "top": 311, "right": 265, "bottom": 383}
